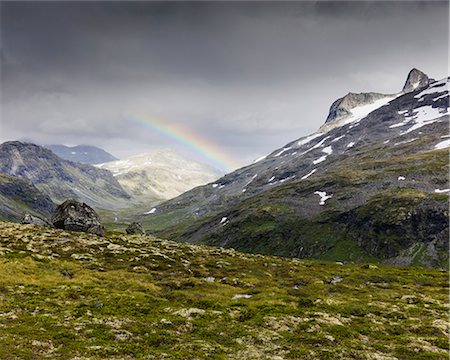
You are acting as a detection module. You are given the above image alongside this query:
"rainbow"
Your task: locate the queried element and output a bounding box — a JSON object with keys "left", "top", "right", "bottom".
{"left": 129, "top": 115, "right": 239, "bottom": 172}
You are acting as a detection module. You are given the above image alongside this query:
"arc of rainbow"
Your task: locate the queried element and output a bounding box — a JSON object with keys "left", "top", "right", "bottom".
{"left": 129, "top": 115, "right": 239, "bottom": 172}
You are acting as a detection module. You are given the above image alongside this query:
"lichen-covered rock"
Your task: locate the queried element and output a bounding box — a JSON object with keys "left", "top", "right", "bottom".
{"left": 126, "top": 222, "right": 146, "bottom": 235}
{"left": 51, "top": 199, "right": 105, "bottom": 236}
{"left": 21, "top": 213, "right": 50, "bottom": 226}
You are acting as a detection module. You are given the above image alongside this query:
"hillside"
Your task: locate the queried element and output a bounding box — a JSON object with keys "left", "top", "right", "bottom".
{"left": 140, "top": 70, "right": 449, "bottom": 267}
{"left": 0, "top": 174, "right": 55, "bottom": 221}
{"left": 45, "top": 144, "right": 119, "bottom": 165}
{"left": 0, "top": 221, "right": 448, "bottom": 359}
{"left": 0, "top": 142, "right": 130, "bottom": 209}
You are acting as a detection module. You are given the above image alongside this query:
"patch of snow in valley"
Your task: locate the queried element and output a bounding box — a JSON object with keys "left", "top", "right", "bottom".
{"left": 268, "top": 176, "right": 276, "bottom": 182}
{"left": 301, "top": 169, "right": 316, "bottom": 180}
{"left": 242, "top": 189, "right": 246, "bottom": 193}
{"left": 144, "top": 208, "right": 157, "bottom": 215}
{"left": 433, "top": 93, "right": 448, "bottom": 102}
{"left": 434, "top": 189, "right": 449, "bottom": 193}
{"left": 212, "top": 184, "right": 219, "bottom": 188}
{"left": 313, "top": 145, "right": 333, "bottom": 164}
{"left": 435, "top": 139, "right": 450, "bottom": 149}
{"left": 313, "top": 155, "right": 328, "bottom": 164}
{"left": 220, "top": 217, "right": 228, "bottom": 225}
{"left": 274, "top": 147, "right": 292, "bottom": 157}
{"left": 346, "top": 142, "right": 355, "bottom": 148}
{"left": 314, "top": 191, "right": 333, "bottom": 205}
{"left": 297, "top": 133, "right": 324, "bottom": 147}
{"left": 331, "top": 135, "right": 346, "bottom": 143}
{"left": 398, "top": 176, "right": 406, "bottom": 181}
{"left": 253, "top": 155, "right": 266, "bottom": 163}
{"left": 384, "top": 140, "right": 390, "bottom": 144}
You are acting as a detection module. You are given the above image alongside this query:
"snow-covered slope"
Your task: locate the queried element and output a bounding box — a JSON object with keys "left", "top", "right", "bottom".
{"left": 97, "top": 150, "right": 223, "bottom": 202}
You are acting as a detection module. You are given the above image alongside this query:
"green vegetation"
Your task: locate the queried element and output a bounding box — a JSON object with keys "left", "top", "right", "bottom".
{"left": 0, "top": 222, "right": 448, "bottom": 359}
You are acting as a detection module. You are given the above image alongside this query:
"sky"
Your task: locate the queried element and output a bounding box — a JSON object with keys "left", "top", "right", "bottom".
{"left": 1, "top": 1, "right": 448, "bottom": 171}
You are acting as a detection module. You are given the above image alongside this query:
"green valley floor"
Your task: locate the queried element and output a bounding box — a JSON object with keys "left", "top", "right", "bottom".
{"left": 0, "top": 222, "right": 448, "bottom": 359}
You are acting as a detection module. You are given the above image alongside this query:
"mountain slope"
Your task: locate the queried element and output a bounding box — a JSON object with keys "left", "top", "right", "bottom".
{"left": 97, "top": 149, "right": 222, "bottom": 204}
{"left": 0, "top": 142, "right": 130, "bottom": 208}
{"left": 0, "top": 174, "right": 55, "bottom": 221}
{"left": 46, "top": 144, "right": 118, "bottom": 164}
{"left": 142, "top": 69, "right": 449, "bottom": 267}
{"left": 0, "top": 221, "right": 448, "bottom": 359}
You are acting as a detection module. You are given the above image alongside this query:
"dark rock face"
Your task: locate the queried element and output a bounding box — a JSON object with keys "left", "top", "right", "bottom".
{"left": 21, "top": 214, "right": 50, "bottom": 226}
{"left": 402, "top": 68, "right": 430, "bottom": 93}
{"left": 126, "top": 222, "right": 146, "bottom": 235}
{"left": 51, "top": 199, "right": 105, "bottom": 236}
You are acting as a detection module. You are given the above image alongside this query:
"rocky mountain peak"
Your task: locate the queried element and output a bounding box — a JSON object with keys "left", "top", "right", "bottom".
{"left": 402, "top": 68, "right": 429, "bottom": 93}
{"left": 324, "top": 92, "right": 387, "bottom": 124}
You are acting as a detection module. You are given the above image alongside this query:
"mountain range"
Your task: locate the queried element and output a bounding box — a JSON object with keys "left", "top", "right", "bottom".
{"left": 140, "top": 68, "right": 449, "bottom": 267}
{"left": 0, "top": 141, "right": 130, "bottom": 218}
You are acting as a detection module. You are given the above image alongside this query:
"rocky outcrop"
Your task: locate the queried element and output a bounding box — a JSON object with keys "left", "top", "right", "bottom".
{"left": 126, "top": 222, "right": 146, "bottom": 235}
{"left": 324, "top": 92, "right": 388, "bottom": 124}
{"left": 402, "top": 68, "right": 430, "bottom": 93}
{"left": 51, "top": 199, "right": 105, "bottom": 236}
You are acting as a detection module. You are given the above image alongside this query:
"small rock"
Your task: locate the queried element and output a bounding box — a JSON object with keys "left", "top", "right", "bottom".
{"left": 326, "top": 276, "right": 343, "bottom": 285}
{"left": 21, "top": 214, "right": 50, "bottom": 226}
{"left": 126, "top": 222, "right": 146, "bottom": 235}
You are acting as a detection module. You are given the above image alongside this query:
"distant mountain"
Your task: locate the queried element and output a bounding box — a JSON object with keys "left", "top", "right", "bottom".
{"left": 142, "top": 69, "right": 449, "bottom": 267}
{"left": 45, "top": 144, "right": 118, "bottom": 164}
{"left": 97, "top": 149, "right": 223, "bottom": 205}
{"left": 0, "top": 173, "right": 55, "bottom": 221}
{"left": 0, "top": 142, "right": 130, "bottom": 208}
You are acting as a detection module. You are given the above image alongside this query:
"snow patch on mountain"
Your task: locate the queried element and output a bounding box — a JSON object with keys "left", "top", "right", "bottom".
{"left": 435, "top": 139, "right": 450, "bottom": 149}
{"left": 314, "top": 191, "right": 333, "bottom": 205}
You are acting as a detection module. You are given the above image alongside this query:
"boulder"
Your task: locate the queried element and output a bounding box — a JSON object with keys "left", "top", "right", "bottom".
{"left": 126, "top": 222, "right": 146, "bottom": 235}
{"left": 21, "top": 213, "right": 50, "bottom": 226}
{"left": 51, "top": 199, "right": 105, "bottom": 236}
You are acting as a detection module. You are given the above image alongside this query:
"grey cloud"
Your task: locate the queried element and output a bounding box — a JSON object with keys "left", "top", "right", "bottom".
{"left": 1, "top": 1, "right": 448, "bottom": 170}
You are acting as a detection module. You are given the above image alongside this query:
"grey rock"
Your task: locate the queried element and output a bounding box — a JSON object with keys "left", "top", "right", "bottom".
{"left": 402, "top": 68, "right": 430, "bottom": 93}
{"left": 51, "top": 199, "right": 105, "bottom": 236}
{"left": 21, "top": 213, "right": 50, "bottom": 226}
{"left": 126, "top": 222, "right": 146, "bottom": 235}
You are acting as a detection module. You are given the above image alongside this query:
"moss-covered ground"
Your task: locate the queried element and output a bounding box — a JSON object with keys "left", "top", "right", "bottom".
{"left": 0, "top": 222, "right": 448, "bottom": 359}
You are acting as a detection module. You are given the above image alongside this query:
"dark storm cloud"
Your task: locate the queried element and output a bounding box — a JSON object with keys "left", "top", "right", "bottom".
{"left": 1, "top": 1, "right": 448, "bottom": 169}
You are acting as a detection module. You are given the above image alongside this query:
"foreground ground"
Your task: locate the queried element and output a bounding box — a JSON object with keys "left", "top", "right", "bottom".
{"left": 0, "top": 222, "right": 448, "bottom": 359}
